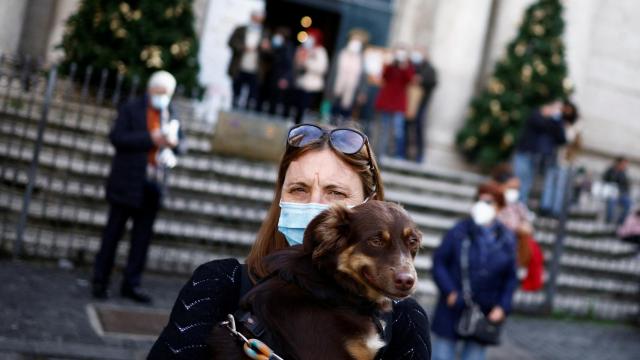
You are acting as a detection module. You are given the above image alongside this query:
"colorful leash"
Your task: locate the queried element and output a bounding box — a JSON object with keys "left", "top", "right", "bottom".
{"left": 221, "top": 314, "right": 285, "bottom": 360}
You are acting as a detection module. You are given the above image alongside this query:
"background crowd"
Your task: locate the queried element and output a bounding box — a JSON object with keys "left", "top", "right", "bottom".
{"left": 227, "top": 9, "right": 438, "bottom": 163}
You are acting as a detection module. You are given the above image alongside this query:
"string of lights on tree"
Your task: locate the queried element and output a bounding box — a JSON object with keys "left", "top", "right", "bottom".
{"left": 456, "top": 0, "right": 573, "bottom": 169}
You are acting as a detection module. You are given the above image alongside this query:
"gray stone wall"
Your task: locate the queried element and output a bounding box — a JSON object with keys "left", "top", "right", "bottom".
{"left": 0, "top": 0, "right": 28, "bottom": 55}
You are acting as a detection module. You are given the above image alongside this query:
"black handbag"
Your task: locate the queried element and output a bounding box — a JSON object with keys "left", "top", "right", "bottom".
{"left": 455, "top": 237, "right": 503, "bottom": 345}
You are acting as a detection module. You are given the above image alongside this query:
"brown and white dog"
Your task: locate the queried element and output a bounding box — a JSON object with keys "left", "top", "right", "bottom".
{"left": 210, "top": 200, "right": 422, "bottom": 360}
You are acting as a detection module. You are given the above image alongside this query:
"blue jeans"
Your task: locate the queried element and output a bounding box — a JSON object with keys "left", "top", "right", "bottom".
{"left": 432, "top": 336, "right": 486, "bottom": 360}
{"left": 606, "top": 194, "right": 632, "bottom": 224}
{"left": 378, "top": 111, "right": 405, "bottom": 159}
{"left": 513, "top": 152, "right": 535, "bottom": 204}
{"left": 541, "top": 165, "right": 571, "bottom": 216}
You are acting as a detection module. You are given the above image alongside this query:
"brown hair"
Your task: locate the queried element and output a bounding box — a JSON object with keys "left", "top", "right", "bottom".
{"left": 476, "top": 182, "right": 506, "bottom": 209}
{"left": 245, "top": 124, "right": 385, "bottom": 279}
{"left": 490, "top": 163, "right": 515, "bottom": 184}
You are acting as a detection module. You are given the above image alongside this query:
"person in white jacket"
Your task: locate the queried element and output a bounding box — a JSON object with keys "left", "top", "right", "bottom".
{"left": 294, "top": 28, "right": 328, "bottom": 124}
{"left": 331, "top": 29, "right": 368, "bottom": 120}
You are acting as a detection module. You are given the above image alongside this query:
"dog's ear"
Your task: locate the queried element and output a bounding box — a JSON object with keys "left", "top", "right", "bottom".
{"left": 303, "top": 204, "right": 352, "bottom": 260}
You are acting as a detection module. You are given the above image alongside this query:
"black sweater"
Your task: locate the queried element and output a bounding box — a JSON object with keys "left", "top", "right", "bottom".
{"left": 148, "top": 258, "right": 431, "bottom": 359}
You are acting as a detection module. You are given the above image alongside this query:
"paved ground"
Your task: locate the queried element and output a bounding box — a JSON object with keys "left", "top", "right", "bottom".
{"left": 1, "top": 258, "right": 638, "bottom": 359}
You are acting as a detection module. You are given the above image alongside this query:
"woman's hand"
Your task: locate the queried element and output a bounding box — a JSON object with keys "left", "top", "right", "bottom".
{"left": 446, "top": 292, "right": 458, "bottom": 307}
{"left": 517, "top": 222, "right": 533, "bottom": 236}
{"left": 488, "top": 306, "right": 505, "bottom": 323}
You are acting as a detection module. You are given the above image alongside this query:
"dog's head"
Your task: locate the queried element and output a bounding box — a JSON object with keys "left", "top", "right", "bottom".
{"left": 303, "top": 200, "right": 422, "bottom": 308}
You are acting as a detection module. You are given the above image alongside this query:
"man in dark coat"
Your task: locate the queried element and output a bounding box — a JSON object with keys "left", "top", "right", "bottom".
{"left": 603, "top": 157, "right": 632, "bottom": 224}
{"left": 258, "top": 27, "right": 295, "bottom": 116}
{"left": 512, "top": 100, "right": 566, "bottom": 204}
{"left": 92, "top": 71, "right": 185, "bottom": 303}
{"left": 406, "top": 48, "right": 437, "bottom": 162}
{"left": 227, "top": 9, "right": 269, "bottom": 110}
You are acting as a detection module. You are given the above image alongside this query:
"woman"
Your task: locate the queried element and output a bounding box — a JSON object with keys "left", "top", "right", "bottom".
{"left": 491, "top": 164, "right": 544, "bottom": 291}
{"left": 374, "top": 48, "right": 415, "bottom": 159}
{"left": 148, "top": 123, "right": 431, "bottom": 359}
{"left": 431, "top": 183, "right": 518, "bottom": 360}
{"left": 293, "top": 29, "right": 329, "bottom": 124}
{"left": 332, "top": 29, "right": 368, "bottom": 119}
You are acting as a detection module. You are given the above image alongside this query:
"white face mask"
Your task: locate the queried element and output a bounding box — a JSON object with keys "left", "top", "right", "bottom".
{"left": 303, "top": 37, "right": 315, "bottom": 49}
{"left": 150, "top": 94, "right": 171, "bottom": 110}
{"left": 272, "top": 34, "right": 284, "bottom": 47}
{"left": 347, "top": 40, "right": 363, "bottom": 53}
{"left": 410, "top": 51, "right": 423, "bottom": 64}
{"left": 471, "top": 201, "right": 496, "bottom": 226}
{"left": 504, "top": 189, "right": 520, "bottom": 204}
{"left": 395, "top": 50, "right": 407, "bottom": 62}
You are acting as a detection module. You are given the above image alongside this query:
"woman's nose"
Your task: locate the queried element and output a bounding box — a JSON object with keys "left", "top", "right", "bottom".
{"left": 309, "top": 188, "right": 323, "bottom": 204}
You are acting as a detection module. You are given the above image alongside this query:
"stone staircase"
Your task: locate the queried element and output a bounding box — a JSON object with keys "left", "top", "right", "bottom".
{"left": 0, "top": 95, "right": 638, "bottom": 321}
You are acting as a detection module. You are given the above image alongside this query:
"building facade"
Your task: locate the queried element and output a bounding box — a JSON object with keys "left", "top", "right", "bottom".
{"left": 1, "top": 0, "right": 638, "bottom": 173}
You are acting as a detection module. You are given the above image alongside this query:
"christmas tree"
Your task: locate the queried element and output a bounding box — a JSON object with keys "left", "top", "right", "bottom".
{"left": 456, "top": 0, "right": 572, "bottom": 169}
{"left": 59, "top": 0, "right": 201, "bottom": 93}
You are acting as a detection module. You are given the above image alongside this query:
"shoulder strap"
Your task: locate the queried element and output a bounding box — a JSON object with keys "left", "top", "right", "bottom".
{"left": 239, "top": 264, "right": 253, "bottom": 299}
{"left": 460, "top": 236, "right": 473, "bottom": 306}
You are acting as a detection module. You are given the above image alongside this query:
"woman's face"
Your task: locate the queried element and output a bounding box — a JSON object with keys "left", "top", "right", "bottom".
{"left": 281, "top": 148, "right": 365, "bottom": 206}
{"left": 478, "top": 193, "right": 499, "bottom": 213}
{"left": 504, "top": 177, "right": 520, "bottom": 191}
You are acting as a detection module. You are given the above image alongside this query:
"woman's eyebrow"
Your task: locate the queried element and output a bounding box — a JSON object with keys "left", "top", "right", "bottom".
{"left": 324, "top": 184, "right": 349, "bottom": 193}
{"left": 286, "top": 181, "right": 310, "bottom": 188}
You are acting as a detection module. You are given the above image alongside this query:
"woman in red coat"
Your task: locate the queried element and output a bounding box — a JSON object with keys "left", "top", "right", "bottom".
{"left": 375, "top": 49, "right": 415, "bottom": 159}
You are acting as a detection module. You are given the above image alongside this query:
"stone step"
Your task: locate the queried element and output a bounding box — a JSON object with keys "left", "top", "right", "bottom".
{"left": 0, "top": 113, "right": 605, "bottom": 220}
{"left": 2, "top": 220, "right": 636, "bottom": 321}
{"left": 2, "top": 164, "right": 633, "bottom": 263}
{"left": 512, "top": 291, "right": 638, "bottom": 320}
{"left": 0, "top": 105, "right": 605, "bottom": 219}
{"left": 3, "top": 186, "right": 638, "bottom": 293}
{"left": 0, "top": 135, "right": 612, "bottom": 240}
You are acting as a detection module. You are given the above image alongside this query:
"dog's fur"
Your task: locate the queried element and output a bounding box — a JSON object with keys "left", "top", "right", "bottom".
{"left": 210, "top": 200, "right": 422, "bottom": 360}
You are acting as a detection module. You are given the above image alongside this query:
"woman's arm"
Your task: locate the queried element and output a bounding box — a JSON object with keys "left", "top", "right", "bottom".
{"left": 498, "top": 237, "right": 519, "bottom": 313}
{"left": 379, "top": 298, "right": 431, "bottom": 360}
{"left": 148, "top": 259, "right": 242, "bottom": 359}
{"left": 432, "top": 227, "right": 459, "bottom": 298}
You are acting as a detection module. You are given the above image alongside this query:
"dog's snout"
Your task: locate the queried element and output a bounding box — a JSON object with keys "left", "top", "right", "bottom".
{"left": 393, "top": 272, "right": 415, "bottom": 291}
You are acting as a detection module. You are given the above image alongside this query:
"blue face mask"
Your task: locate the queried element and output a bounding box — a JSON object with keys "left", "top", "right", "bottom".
{"left": 277, "top": 201, "right": 330, "bottom": 246}
{"left": 150, "top": 94, "right": 171, "bottom": 110}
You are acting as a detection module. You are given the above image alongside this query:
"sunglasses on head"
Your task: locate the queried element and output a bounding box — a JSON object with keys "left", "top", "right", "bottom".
{"left": 287, "top": 123, "right": 377, "bottom": 194}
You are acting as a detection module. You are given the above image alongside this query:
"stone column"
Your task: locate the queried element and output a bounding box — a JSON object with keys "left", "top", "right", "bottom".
{"left": 0, "top": 0, "right": 29, "bottom": 55}
{"left": 45, "top": 0, "right": 80, "bottom": 64}
{"left": 564, "top": 0, "right": 640, "bottom": 175}
{"left": 424, "top": 0, "right": 494, "bottom": 169}
{"left": 195, "top": 0, "right": 265, "bottom": 121}
{"left": 480, "top": 0, "right": 536, "bottom": 81}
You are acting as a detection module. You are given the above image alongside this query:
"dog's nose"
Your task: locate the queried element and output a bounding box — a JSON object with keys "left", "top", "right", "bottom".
{"left": 394, "top": 272, "right": 415, "bottom": 291}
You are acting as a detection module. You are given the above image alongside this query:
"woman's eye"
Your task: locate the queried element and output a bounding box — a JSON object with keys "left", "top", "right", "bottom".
{"left": 291, "top": 187, "right": 306, "bottom": 193}
{"left": 329, "top": 190, "right": 347, "bottom": 198}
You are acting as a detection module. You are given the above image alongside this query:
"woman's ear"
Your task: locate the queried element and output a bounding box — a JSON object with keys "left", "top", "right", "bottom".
{"left": 304, "top": 204, "right": 352, "bottom": 260}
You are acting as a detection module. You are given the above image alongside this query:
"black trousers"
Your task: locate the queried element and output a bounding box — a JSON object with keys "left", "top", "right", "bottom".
{"left": 232, "top": 71, "right": 259, "bottom": 110}
{"left": 93, "top": 180, "right": 162, "bottom": 288}
{"left": 294, "top": 89, "right": 320, "bottom": 124}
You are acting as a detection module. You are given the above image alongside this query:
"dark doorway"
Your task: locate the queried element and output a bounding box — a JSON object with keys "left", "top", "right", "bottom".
{"left": 265, "top": 0, "right": 342, "bottom": 59}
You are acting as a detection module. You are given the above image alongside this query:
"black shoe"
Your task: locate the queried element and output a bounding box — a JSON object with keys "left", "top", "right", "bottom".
{"left": 92, "top": 283, "right": 109, "bottom": 300}
{"left": 121, "top": 285, "right": 153, "bottom": 304}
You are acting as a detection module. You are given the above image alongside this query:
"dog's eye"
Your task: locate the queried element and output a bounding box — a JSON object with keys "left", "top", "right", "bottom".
{"left": 407, "top": 237, "right": 420, "bottom": 248}
{"left": 368, "top": 238, "right": 385, "bottom": 247}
